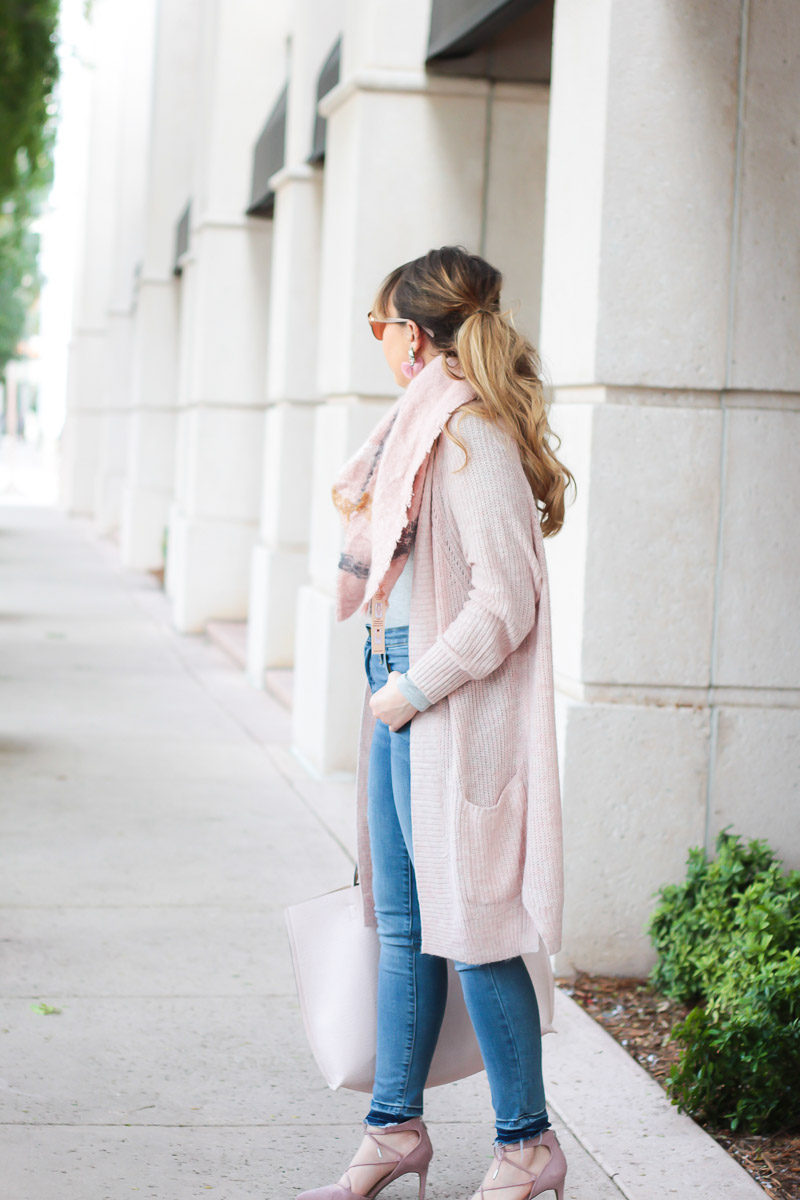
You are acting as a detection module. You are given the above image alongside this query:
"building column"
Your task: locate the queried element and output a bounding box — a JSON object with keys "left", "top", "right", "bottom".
{"left": 165, "top": 216, "right": 272, "bottom": 632}
{"left": 245, "top": 166, "right": 322, "bottom": 681}
{"left": 245, "top": 0, "right": 344, "bottom": 684}
{"left": 291, "top": 4, "right": 484, "bottom": 775}
{"left": 164, "top": 0, "right": 287, "bottom": 633}
{"left": 60, "top": 1, "right": 121, "bottom": 515}
{"left": 540, "top": 0, "right": 800, "bottom": 974}
{"left": 93, "top": 312, "right": 133, "bottom": 533}
{"left": 120, "top": 280, "right": 179, "bottom": 569}
{"left": 120, "top": 0, "right": 200, "bottom": 571}
{"left": 290, "top": 1, "right": 550, "bottom": 775}
{"left": 92, "top": 0, "right": 158, "bottom": 535}
{"left": 60, "top": 0, "right": 157, "bottom": 524}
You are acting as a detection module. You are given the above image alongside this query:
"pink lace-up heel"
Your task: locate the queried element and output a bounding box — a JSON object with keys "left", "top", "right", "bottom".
{"left": 472, "top": 1130, "right": 567, "bottom": 1200}
{"left": 296, "top": 1116, "right": 433, "bottom": 1200}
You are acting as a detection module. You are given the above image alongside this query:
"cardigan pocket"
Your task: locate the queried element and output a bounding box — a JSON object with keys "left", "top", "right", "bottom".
{"left": 454, "top": 770, "right": 527, "bottom": 906}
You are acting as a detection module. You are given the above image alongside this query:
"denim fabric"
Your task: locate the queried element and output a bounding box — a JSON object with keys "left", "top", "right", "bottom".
{"left": 362, "top": 626, "right": 550, "bottom": 1142}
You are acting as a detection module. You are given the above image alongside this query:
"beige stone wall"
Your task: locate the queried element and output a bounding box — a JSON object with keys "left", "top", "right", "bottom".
{"left": 541, "top": 0, "right": 800, "bottom": 974}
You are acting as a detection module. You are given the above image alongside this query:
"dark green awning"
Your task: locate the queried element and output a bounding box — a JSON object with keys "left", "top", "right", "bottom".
{"left": 247, "top": 83, "right": 288, "bottom": 218}
{"left": 309, "top": 37, "right": 341, "bottom": 165}
{"left": 428, "top": 0, "right": 534, "bottom": 59}
{"left": 173, "top": 200, "right": 190, "bottom": 276}
{"left": 427, "top": 0, "right": 552, "bottom": 83}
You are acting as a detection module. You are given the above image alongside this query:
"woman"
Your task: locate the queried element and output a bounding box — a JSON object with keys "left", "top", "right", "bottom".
{"left": 297, "top": 247, "right": 573, "bottom": 1200}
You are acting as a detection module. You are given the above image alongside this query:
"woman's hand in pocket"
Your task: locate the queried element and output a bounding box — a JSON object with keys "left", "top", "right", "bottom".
{"left": 369, "top": 671, "right": 418, "bottom": 732}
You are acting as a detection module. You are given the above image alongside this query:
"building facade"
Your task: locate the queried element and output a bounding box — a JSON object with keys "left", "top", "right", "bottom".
{"left": 59, "top": 0, "right": 800, "bottom": 976}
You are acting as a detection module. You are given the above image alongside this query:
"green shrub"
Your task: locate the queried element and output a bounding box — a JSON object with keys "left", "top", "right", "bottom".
{"left": 648, "top": 831, "right": 781, "bottom": 1003}
{"left": 647, "top": 830, "right": 800, "bottom": 1134}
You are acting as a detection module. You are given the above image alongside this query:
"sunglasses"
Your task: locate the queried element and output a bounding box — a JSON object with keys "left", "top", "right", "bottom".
{"left": 367, "top": 311, "right": 435, "bottom": 341}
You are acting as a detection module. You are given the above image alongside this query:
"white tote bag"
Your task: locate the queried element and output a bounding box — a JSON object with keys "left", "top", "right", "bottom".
{"left": 285, "top": 880, "right": 555, "bottom": 1093}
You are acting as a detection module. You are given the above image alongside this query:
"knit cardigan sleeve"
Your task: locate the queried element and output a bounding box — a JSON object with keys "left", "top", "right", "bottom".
{"left": 404, "top": 412, "right": 542, "bottom": 707}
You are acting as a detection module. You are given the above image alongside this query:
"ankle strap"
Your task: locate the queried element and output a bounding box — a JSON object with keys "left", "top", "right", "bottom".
{"left": 493, "top": 1130, "right": 546, "bottom": 1153}
{"left": 361, "top": 1120, "right": 420, "bottom": 1163}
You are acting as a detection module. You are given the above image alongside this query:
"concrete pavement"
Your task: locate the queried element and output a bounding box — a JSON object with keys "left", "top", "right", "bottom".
{"left": 0, "top": 501, "right": 766, "bottom": 1199}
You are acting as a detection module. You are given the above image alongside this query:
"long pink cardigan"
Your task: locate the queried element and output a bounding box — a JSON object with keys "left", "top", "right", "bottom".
{"left": 354, "top": 407, "right": 564, "bottom": 965}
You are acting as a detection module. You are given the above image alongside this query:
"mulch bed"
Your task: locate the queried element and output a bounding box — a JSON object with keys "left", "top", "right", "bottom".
{"left": 556, "top": 972, "right": 800, "bottom": 1200}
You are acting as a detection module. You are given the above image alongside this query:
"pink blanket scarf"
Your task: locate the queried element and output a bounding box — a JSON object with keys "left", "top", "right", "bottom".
{"left": 332, "top": 353, "right": 477, "bottom": 622}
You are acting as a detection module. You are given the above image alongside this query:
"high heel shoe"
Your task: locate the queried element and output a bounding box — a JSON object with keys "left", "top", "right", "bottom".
{"left": 472, "top": 1130, "right": 567, "bottom": 1200}
{"left": 296, "top": 1115, "right": 433, "bottom": 1200}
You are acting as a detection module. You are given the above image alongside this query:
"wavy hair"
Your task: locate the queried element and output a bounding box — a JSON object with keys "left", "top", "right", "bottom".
{"left": 372, "top": 245, "right": 575, "bottom": 537}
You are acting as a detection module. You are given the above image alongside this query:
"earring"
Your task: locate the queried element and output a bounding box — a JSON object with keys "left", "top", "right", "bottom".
{"left": 401, "top": 345, "right": 424, "bottom": 379}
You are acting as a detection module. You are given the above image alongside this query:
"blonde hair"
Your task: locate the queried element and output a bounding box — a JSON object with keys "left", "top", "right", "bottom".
{"left": 373, "top": 246, "right": 575, "bottom": 537}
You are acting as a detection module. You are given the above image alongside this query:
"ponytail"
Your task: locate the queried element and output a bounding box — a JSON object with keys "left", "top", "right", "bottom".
{"left": 373, "top": 246, "right": 574, "bottom": 537}
{"left": 449, "top": 308, "right": 574, "bottom": 538}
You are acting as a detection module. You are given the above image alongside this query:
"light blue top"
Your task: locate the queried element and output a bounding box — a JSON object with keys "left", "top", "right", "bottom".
{"left": 366, "top": 545, "right": 432, "bottom": 712}
{"left": 385, "top": 543, "right": 414, "bottom": 628}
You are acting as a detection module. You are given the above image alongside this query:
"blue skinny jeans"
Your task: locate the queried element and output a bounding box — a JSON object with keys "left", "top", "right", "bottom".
{"left": 363, "top": 625, "right": 550, "bottom": 1144}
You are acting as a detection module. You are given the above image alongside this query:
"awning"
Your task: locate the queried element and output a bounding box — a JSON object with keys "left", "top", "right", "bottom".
{"left": 173, "top": 200, "right": 190, "bottom": 276}
{"left": 427, "top": 0, "right": 534, "bottom": 59}
{"left": 247, "top": 83, "right": 288, "bottom": 218}
{"left": 308, "top": 37, "right": 341, "bottom": 164}
{"left": 426, "top": 0, "right": 552, "bottom": 83}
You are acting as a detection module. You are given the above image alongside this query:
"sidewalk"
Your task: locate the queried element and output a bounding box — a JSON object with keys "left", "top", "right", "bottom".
{"left": 0, "top": 504, "right": 767, "bottom": 1200}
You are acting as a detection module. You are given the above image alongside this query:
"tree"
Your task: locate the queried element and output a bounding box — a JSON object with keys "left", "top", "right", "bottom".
{"left": 0, "top": 0, "right": 60, "bottom": 375}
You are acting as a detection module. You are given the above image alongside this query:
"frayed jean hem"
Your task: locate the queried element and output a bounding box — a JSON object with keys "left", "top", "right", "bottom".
{"left": 494, "top": 1110, "right": 551, "bottom": 1143}
{"left": 366, "top": 1106, "right": 423, "bottom": 1126}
